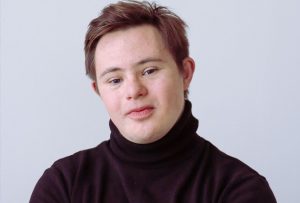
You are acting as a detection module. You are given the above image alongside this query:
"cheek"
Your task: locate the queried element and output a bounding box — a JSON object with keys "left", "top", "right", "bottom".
{"left": 150, "top": 81, "right": 183, "bottom": 105}
{"left": 99, "top": 89, "right": 119, "bottom": 113}
{"left": 158, "top": 75, "right": 184, "bottom": 96}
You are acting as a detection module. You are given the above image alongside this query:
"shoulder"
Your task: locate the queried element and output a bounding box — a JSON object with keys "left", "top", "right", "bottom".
{"left": 30, "top": 141, "right": 110, "bottom": 203}
{"left": 199, "top": 137, "right": 277, "bottom": 202}
{"left": 199, "top": 137, "right": 262, "bottom": 178}
{"left": 52, "top": 141, "right": 109, "bottom": 171}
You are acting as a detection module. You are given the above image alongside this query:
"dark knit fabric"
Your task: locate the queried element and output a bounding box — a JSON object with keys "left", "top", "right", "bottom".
{"left": 30, "top": 101, "right": 276, "bottom": 203}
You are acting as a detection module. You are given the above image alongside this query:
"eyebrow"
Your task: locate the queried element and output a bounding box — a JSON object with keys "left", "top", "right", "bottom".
{"left": 136, "top": 57, "right": 163, "bottom": 66}
{"left": 99, "top": 67, "right": 121, "bottom": 79}
{"left": 99, "top": 57, "right": 164, "bottom": 78}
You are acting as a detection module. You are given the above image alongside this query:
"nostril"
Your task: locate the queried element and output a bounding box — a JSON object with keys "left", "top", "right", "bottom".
{"left": 125, "top": 80, "right": 148, "bottom": 100}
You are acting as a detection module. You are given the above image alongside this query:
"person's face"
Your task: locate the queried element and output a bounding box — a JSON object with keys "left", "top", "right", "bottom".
{"left": 93, "top": 25, "right": 194, "bottom": 144}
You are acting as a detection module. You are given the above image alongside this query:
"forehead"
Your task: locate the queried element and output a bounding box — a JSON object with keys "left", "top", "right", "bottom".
{"left": 97, "top": 25, "right": 165, "bottom": 50}
{"left": 94, "top": 25, "right": 172, "bottom": 69}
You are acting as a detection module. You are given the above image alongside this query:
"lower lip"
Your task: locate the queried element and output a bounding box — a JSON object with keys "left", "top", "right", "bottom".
{"left": 128, "top": 108, "right": 154, "bottom": 120}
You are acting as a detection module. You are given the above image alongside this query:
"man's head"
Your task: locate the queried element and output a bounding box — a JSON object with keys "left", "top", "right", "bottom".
{"left": 85, "top": 0, "right": 190, "bottom": 97}
{"left": 85, "top": 1, "right": 195, "bottom": 144}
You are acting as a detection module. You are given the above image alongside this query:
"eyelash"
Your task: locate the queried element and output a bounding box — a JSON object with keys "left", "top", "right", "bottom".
{"left": 108, "top": 78, "right": 122, "bottom": 85}
{"left": 143, "top": 67, "right": 158, "bottom": 76}
{"left": 106, "top": 67, "right": 158, "bottom": 86}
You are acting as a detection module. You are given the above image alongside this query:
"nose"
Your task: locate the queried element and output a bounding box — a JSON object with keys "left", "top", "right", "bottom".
{"left": 125, "top": 77, "right": 148, "bottom": 100}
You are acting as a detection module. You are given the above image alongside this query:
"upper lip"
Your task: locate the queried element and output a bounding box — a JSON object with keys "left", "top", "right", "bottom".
{"left": 126, "top": 105, "right": 154, "bottom": 115}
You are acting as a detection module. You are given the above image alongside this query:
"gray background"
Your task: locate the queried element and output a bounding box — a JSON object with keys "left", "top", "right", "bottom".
{"left": 1, "top": 0, "right": 299, "bottom": 202}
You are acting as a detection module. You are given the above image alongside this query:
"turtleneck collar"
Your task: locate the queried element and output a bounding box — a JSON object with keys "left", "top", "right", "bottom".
{"left": 108, "top": 100, "right": 199, "bottom": 168}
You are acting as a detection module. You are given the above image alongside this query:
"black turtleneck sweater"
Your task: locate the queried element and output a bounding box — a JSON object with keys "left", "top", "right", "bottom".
{"left": 30, "top": 101, "right": 276, "bottom": 203}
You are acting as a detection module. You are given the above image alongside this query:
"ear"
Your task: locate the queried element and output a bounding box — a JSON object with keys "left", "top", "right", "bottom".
{"left": 92, "top": 81, "right": 100, "bottom": 96}
{"left": 182, "top": 57, "right": 195, "bottom": 90}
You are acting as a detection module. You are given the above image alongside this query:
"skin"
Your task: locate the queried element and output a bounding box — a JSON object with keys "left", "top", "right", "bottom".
{"left": 93, "top": 24, "right": 195, "bottom": 144}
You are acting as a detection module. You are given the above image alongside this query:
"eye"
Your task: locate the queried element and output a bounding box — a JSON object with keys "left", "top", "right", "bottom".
{"left": 108, "top": 78, "right": 122, "bottom": 85}
{"left": 143, "top": 67, "right": 158, "bottom": 76}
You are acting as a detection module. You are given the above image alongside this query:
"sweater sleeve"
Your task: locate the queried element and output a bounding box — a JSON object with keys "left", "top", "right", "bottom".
{"left": 222, "top": 174, "right": 277, "bottom": 203}
{"left": 29, "top": 165, "right": 71, "bottom": 203}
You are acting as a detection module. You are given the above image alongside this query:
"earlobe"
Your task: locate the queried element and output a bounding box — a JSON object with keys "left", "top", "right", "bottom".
{"left": 92, "top": 82, "right": 100, "bottom": 95}
{"left": 182, "top": 57, "right": 195, "bottom": 90}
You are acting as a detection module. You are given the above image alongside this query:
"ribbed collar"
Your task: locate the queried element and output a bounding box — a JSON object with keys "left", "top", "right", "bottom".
{"left": 109, "top": 100, "right": 199, "bottom": 168}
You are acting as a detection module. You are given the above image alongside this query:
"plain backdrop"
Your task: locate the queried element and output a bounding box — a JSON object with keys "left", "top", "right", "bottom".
{"left": 1, "top": 0, "right": 299, "bottom": 202}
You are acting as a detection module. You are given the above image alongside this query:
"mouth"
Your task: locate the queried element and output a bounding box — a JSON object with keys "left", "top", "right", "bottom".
{"left": 126, "top": 106, "right": 154, "bottom": 120}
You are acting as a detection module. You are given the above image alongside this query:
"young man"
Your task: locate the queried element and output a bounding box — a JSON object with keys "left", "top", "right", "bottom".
{"left": 30, "top": 1, "right": 276, "bottom": 202}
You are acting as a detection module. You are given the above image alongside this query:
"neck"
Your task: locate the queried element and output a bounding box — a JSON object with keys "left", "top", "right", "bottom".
{"left": 108, "top": 100, "right": 199, "bottom": 168}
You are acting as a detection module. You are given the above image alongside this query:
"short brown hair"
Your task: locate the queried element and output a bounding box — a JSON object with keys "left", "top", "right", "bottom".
{"left": 84, "top": 0, "right": 189, "bottom": 81}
